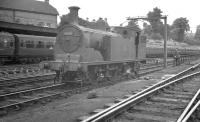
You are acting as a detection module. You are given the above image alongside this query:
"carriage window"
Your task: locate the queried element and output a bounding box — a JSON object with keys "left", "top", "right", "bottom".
{"left": 15, "top": 18, "right": 20, "bottom": 23}
{"left": 46, "top": 23, "right": 51, "bottom": 27}
{"left": 0, "top": 34, "right": 14, "bottom": 48}
{"left": 0, "top": 37, "right": 5, "bottom": 48}
{"left": 0, "top": 38, "right": 3, "bottom": 48}
{"left": 36, "top": 41, "right": 44, "bottom": 48}
{"left": 26, "top": 40, "right": 34, "bottom": 48}
{"left": 3, "top": 38, "right": 10, "bottom": 47}
{"left": 20, "top": 39, "right": 24, "bottom": 47}
{"left": 9, "top": 39, "right": 14, "bottom": 47}
{"left": 46, "top": 41, "right": 54, "bottom": 49}
{"left": 38, "top": 22, "right": 44, "bottom": 27}
{"left": 0, "top": 42, "right": 3, "bottom": 47}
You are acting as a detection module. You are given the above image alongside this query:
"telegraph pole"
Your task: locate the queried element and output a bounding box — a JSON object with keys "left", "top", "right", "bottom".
{"left": 163, "top": 16, "right": 167, "bottom": 68}
{"left": 127, "top": 16, "right": 168, "bottom": 68}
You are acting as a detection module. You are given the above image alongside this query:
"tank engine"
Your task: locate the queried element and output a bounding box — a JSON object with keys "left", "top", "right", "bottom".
{"left": 41, "top": 6, "right": 146, "bottom": 83}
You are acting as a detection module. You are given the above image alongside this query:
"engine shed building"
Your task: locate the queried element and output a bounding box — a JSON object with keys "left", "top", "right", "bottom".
{"left": 0, "top": 0, "right": 58, "bottom": 36}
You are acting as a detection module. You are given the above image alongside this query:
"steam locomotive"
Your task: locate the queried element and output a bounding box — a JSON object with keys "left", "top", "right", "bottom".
{"left": 0, "top": 32, "right": 55, "bottom": 64}
{"left": 41, "top": 6, "right": 146, "bottom": 82}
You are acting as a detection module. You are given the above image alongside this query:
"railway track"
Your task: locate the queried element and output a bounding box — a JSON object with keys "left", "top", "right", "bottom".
{"left": 0, "top": 61, "right": 172, "bottom": 116}
{"left": 78, "top": 62, "right": 200, "bottom": 122}
{"left": 138, "top": 60, "right": 173, "bottom": 76}
{"left": 0, "top": 77, "right": 127, "bottom": 116}
{"left": 0, "top": 82, "right": 85, "bottom": 115}
{"left": 0, "top": 64, "right": 38, "bottom": 72}
{"left": 0, "top": 63, "right": 55, "bottom": 88}
{"left": 181, "top": 100, "right": 200, "bottom": 122}
{"left": 176, "top": 90, "right": 200, "bottom": 122}
{"left": 0, "top": 73, "right": 56, "bottom": 95}
{"left": 0, "top": 59, "right": 195, "bottom": 116}
{"left": 0, "top": 64, "right": 38, "bottom": 69}
{"left": 0, "top": 64, "right": 43, "bottom": 79}
{"left": 0, "top": 60, "right": 167, "bottom": 93}
{"left": 139, "top": 64, "right": 163, "bottom": 76}
{"left": 110, "top": 74, "right": 200, "bottom": 122}
{"left": 0, "top": 72, "right": 55, "bottom": 87}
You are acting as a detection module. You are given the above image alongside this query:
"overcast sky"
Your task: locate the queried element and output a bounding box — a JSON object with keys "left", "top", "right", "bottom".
{"left": 48, "top": 0, "right": 199, "bottom": 32}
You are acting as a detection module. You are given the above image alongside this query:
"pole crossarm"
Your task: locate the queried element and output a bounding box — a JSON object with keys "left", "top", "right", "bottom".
{"left": 127, "top": 16, "right": 167, "bottom": 21}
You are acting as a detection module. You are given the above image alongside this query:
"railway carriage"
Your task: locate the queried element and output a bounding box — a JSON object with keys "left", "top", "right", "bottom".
{"left": 146, "top": 46, "right": 200, "bottom": 58}
{"left": 0, "top": 32, "right": 56, "bottom": 64}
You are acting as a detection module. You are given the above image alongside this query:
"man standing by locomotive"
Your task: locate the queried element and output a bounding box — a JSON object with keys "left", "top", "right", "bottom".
{"left": 54, "top": 64, "right": 64, "bottom": 84}
{"left": 174, "top": 49, "right": 180, "bottom": 66}
{"left": 54, "top": 67, "right": 61, "bottom": 84}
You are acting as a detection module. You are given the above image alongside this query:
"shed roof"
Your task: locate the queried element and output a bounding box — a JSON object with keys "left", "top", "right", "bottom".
{"left": 0, "top": 0, "right": 59, "bottom": 15}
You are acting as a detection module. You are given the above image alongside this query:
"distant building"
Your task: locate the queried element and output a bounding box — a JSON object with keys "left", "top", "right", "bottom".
{"left": 0, "top": 0, "right": 58, "bottom": 28}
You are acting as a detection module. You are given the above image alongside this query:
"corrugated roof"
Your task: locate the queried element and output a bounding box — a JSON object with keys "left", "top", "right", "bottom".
{"left": 0, "top": 0, "right": 59, "bottom": 15}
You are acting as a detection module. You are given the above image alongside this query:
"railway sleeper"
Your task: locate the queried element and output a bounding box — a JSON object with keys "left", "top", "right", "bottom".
{"left": 130, "top": 104, "right": 181, "bottom": 116}
{"left": 144, "top": 101, "right": 186, "bottom": 109}
{"left": 121, "top": 110, "right": 177, "bottom": 122}
{"left": 163, "top": 89, "right": 195, "bottom": 96}
{"left": 149, "top": 96, "right": 190, "bottom": 104}
{"left": 159, "top": 93, "right": 193, "bottom": 100}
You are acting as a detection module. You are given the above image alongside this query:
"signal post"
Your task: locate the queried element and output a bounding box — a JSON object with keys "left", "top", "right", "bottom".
{"left": 127, "top": 16, "right": 168, "bottom": 68}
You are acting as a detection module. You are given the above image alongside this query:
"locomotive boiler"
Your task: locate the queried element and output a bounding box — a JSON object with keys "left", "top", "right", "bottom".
{"left": 41, "top": 6, "right": 146, "bottom": 83}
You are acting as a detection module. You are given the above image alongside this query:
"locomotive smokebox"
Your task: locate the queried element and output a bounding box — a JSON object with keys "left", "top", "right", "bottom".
{"left": 68, "top": 6, "right": 80, "bottom": 24}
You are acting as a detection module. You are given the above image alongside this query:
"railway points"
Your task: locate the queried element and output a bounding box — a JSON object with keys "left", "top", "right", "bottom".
{"left": 97, "top": 71, "right": 200, "bottom": 122}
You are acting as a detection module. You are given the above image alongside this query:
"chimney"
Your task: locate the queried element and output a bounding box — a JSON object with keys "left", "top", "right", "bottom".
{"left": 68, "top": 6, "right": 80, "bottom": 24}
{"left": 45, "top": 0, "right": 49, "bottom": 4}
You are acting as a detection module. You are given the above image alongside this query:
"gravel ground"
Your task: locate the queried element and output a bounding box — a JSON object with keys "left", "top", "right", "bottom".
{"left": 0, "top": 62, "right": 198, "bottom": 122}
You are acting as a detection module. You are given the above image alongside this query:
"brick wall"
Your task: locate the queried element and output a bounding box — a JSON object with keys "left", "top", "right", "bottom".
{"left": 0, "top": 9, "right": 57, "bottom": 28}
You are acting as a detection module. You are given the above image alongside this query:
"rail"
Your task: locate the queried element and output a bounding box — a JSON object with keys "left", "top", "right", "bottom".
{"left": 181, "top": 100, "right": 200, "bottom": 122}
{"left": 81, "top": 62, "right": 200, "bottom": 122}
{"left": 83, "top": 70, "right": 200, "bottom": 122}
{"left": 176, "top": 88, "right": 200, "bottom": 122}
